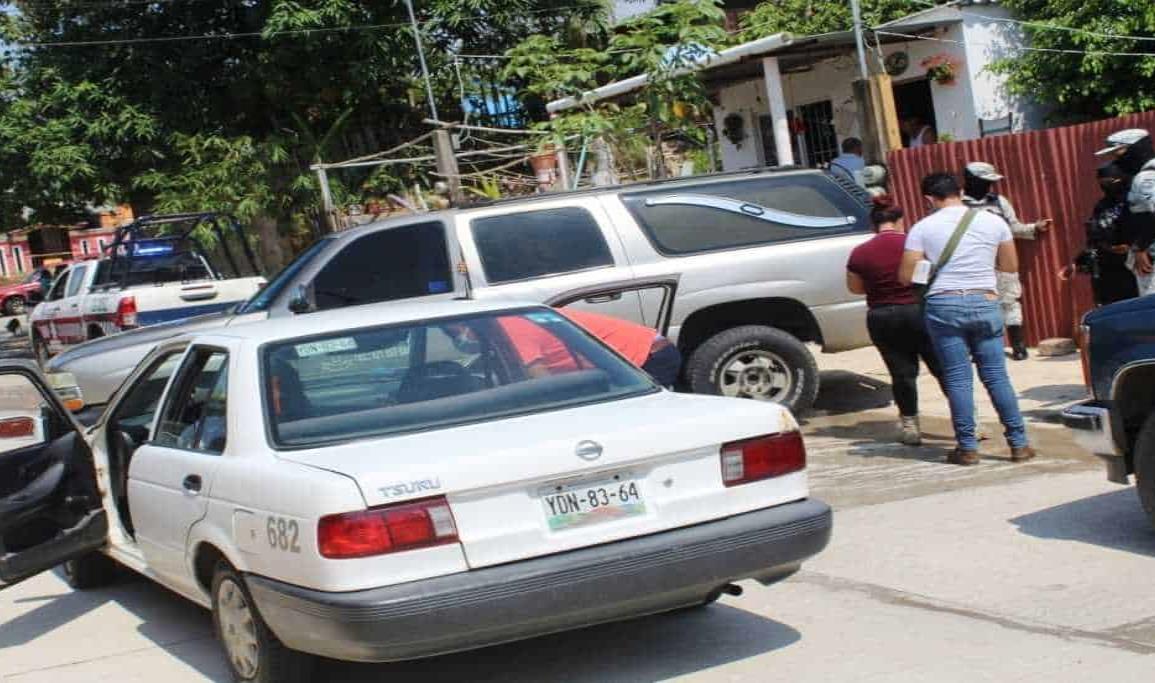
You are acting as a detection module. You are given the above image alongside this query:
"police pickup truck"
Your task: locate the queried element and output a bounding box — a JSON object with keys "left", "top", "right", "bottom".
{"left": 29, "top": 213, "right": 265, "bottom": 361}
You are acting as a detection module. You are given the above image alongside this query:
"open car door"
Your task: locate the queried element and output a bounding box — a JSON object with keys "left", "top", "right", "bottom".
{"left": 0, "top": 361, "right": 106, "bottom": 589}
{"left": 545, "top": 276, "right": 680, "bottom": 336}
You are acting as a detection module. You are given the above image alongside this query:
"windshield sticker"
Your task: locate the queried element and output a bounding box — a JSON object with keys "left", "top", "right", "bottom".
{"left": 526, "top": 311, "right": 563, "bottom": 324}
{"left": 295, "top": 337, "right": 357, "bottom": 357}
{"left": 427, "top": 280, "right": 450, "bottom": 294}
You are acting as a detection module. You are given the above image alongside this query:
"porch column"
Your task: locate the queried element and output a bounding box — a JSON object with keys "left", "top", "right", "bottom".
{"left": 761, "top": 56, "right": 794, "bottom": 167}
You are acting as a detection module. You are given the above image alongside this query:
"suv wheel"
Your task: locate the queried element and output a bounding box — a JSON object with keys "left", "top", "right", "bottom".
{"left": 685, "top": 325, "right": 820, "bottom": 415}
{"left": 212, "top": 562, "right": 315, "bottom": 683}
{"left": 1132, "top": 413, "right": 1155, "bottom": 527}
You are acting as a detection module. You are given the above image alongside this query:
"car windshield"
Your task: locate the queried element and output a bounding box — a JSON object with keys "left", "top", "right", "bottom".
{"left": 263, "top": 309, "right": 657, "bottom": 447}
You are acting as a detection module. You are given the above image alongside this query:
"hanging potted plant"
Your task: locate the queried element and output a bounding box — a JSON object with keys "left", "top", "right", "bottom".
{"left": 921, "top": 53, "right": 960, "bottom": 86}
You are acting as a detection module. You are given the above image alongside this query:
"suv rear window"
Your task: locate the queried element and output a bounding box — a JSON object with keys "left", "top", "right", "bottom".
{"left": 263, "top": 309, "right": 655, "bottom": 447}
{"left": 471, "top": 207, "right": 613, "bottom": 284}
{"left": 313, "top": 221, "right": 451, "bottom": 310}
{"left": 621, "top": 174, "right": 866, "bottom": 255}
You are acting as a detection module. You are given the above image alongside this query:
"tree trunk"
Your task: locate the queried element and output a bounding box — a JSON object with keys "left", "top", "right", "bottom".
{"left": 251, "top": 213, "right": 286, "bottom": 275}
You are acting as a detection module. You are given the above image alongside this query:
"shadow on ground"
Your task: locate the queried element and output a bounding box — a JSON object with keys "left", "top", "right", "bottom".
{"left": 3, "top": 568, "right": 801, "bottom": 683}
{"left": 1010, "top": 488, "right": 1155, "bottom": 558}
{"left": 813, "top": 370, "right": 894, "bottom": 416}
{"left": 325, "top": 602, "right": 800, "bottom": 683}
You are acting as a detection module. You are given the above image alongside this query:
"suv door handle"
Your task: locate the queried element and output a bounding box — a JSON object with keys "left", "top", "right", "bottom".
{"left": 584, "top": 293, "right": 622, "bottom": 304}
{"left": 182, "top": 474, "right": 203, "bottom": 494}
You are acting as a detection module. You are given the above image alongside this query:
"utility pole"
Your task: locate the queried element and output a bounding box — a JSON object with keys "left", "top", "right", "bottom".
{"left": 314, "top": 166, "right": 336, "bottom": 232}
{"left": 850, "top": 0, "right": 870, "bottom": 83}
{"left": 404, "top": 0, "right": 439, "bottom": 122}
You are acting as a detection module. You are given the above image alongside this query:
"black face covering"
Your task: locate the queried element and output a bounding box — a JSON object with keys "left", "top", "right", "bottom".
{"left": 1098, "top": 161, "right": 1130, "bottom": 200}
{"left": 1116, "top": 136, "right": 1155, "bottom": 175}
{"left": 964, "top": 170, "right": 993, "bottom": 200}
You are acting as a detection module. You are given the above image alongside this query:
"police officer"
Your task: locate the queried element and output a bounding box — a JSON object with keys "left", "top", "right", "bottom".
{"left": 1095, "top": 128, "right": 1155, "bottom": 296}
{"left": 962, "top": 161, "right": 1052, "bottom": 360}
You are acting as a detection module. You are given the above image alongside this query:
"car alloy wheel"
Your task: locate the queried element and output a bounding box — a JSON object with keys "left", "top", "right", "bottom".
{"left": 217, "top": 576, "right": 261, "bottom": 679}
{"left": 718, "top": 349, "right": 794, "bottom": 401}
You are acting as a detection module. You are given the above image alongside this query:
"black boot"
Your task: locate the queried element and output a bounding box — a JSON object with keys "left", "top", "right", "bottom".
{"left": 1009, "top": 325, "right": 1028, "bottom": 361}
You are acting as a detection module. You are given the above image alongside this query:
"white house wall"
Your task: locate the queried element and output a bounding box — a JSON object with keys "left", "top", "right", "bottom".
{"left": 958, "top": 5, "right": 1048, "bottom": 131}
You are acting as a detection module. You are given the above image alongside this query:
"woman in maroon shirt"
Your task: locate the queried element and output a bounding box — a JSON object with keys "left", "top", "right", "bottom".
{"left": 846, "top": 195, "right": 943, "bottom": 446}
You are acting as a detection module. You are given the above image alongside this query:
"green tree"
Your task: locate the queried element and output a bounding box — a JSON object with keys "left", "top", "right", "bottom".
{"left": 991, "top": 0, "right": 1155, "bottom": 119}
{"left": 0, "top": 0, "right": 612, "bottom": 266}
{"left": 739, "top": 0, "right": 927, "bottom": 40}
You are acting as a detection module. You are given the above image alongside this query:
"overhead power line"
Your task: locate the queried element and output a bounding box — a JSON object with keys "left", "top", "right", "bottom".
{"left": 907, "top": 0, "right": 1155, "bottom": 43}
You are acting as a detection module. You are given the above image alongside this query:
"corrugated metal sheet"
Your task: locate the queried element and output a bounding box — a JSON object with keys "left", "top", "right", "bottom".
{"left": 888, "top": 112, "right": 1155, "bottom": 345}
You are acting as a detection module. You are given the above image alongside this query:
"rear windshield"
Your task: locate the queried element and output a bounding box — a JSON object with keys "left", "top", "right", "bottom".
{"left": 263, "top": 309, "right": 656, "bottom": 448}
{"left": 94, "top": 251, "right": 215, "bottom": 288}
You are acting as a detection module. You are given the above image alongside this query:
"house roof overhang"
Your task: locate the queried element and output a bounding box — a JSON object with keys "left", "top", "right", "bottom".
{"left": 546, "top": 7, "right": 965, "bottom": 113}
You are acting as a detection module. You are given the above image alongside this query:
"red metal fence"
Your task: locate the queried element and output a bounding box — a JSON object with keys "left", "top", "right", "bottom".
{"left": 887, "top": 111, "right": 1155, "bottom": 345}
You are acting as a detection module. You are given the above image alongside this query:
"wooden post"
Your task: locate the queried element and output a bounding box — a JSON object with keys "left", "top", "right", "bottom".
{"left": 314, "top": 166, "right": 336, "bottom": 233}
{"left": 870, "top": 74, "right": 903, "bottom": 154}
{"left": 433, "top": 129, "right": 464, "bottom": 205}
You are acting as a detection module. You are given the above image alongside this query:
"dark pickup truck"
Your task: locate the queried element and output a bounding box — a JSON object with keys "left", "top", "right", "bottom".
{"left": 1062, "top": 295, "right": 1155, "bottom": 526}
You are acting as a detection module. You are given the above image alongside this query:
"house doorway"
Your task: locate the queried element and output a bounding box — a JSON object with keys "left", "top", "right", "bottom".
{"left": 892, "top": 78, "right": 937, "bottom": 147}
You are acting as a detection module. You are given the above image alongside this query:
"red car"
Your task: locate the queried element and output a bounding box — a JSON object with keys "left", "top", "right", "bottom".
{"left": 0, "top": 269, "right": 51, "bottom": 316}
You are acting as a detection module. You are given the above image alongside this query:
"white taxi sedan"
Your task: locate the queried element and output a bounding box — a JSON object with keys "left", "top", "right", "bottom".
{"left": 0, "top": 301, "right": 831, "bottom": 683}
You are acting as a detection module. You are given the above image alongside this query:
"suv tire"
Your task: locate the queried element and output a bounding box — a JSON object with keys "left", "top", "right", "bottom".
{"left": 212, "top": 562, "right": 315, "bottom": 683}
{"left": 62, "top": 551, "right": 119, "bottom": 589}
{"left": 685, "top": 325, "right": 819, "bottom": 415}
{"left": 1133, "top": 413, "right": 1155, "bottom": 527}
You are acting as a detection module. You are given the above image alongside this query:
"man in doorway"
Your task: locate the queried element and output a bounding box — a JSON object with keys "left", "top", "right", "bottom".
{"left": 829, "top": 137, "right": 865, "bottom": 185}
{"left": 962, "top": 161, "right": 1052, "bottom": 360}
{"left": 899, "top": 172, "right": 1034, "bottom": 466}
{"left": 901, "top": 116, "right": 937, "bottom": 149}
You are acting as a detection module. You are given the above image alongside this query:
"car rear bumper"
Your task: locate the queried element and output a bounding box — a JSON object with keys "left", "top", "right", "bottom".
{"left": 1061, "top": 401, "right": 1127, "bottom": 483}
{"left": 246, "top": 498, "right": 832, "bottom": 663}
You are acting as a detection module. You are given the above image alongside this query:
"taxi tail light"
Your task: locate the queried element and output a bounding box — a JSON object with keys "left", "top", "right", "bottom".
{"left": 114, "top": 296, "right": 138, "bottom": 328}
{"left": 721, "top": 431, "right": 806, "bottom": 487}
{"left": 318, "top": 496, "right": 458, "bottom": 559}
{"left": 0, "top": 416, "right": 34, "bottom": 438}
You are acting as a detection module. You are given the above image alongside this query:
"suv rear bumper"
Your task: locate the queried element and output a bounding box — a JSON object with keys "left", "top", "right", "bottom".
{"left": 246, "top": 498, "right": 832, "bottom": 663}
{"left": 1061, "top": 401, "right": 1128, "bottom": 483}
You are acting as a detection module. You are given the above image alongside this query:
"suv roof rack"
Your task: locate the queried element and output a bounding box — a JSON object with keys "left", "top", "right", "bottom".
{"left": 460, "top": 165, "right": 819, "bottom": 209}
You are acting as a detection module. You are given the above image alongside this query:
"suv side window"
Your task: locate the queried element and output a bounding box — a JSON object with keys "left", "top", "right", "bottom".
{"left": 313, "top": 221, "right": 451, "bottom": 311}
{"left": 621, "top": 174, "right": 866, "bottom": 255}
{"left": 471, "top": 207, "right": 614, "bottom": 284}
{"left": 154, "top": 348, "right": 229, "bottom": 454}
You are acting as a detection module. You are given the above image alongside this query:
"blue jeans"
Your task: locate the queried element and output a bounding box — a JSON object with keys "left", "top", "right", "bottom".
{"left": 924, "top": 294, "right": 1029, "bottom": 451}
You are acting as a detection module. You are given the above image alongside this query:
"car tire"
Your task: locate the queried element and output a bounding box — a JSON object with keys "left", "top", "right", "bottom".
{"left": 1133, "top": 413, "right": 1155, "bottom": 527}
{"left": 62, "top": 552, "right": 119, "bottom": 590}
{"left": 685, "top": 325, "right": 820, "bottom": 415}
{"left": 212, "top": 562, "right": 316, "bottom": 683}
{"left": 4, "top": 295, "right": 26, "bottom": 316}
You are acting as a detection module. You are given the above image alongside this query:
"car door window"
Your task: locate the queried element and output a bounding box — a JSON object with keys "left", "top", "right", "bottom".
{"left": 64, "top": 265, "right": 87, "bottom": 298}
{"left": 621, "top": 175, "right": 866, "bottom": 255}
{"left": 0, "top": 374, "right": 61, "bottom": 474}
{"left": 154, "top": 349, "right": 229, "bottom": 454}
{"left": 470, "top": 207, "right": 614, "bottom": 284}
{"left": 110, "top": 351, "right": 185, "bottom": 439}
{"left": 313, "top": 221, "right": 451, "bottom": 311}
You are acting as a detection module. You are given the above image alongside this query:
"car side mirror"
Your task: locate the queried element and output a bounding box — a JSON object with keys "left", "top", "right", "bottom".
{"left": 287, "top": 283, "right": 315, "bottom": 315}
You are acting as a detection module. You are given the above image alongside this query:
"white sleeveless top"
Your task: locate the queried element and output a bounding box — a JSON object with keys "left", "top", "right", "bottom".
{"left": 909, "top": 126, "right": 932, "bottom": 149}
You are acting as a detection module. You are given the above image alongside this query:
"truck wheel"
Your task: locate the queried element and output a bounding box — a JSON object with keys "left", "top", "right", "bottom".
{"left": 686, "top": 325, "right": 820, "bottom": 415}
{"left": 212, "top": 562, "right": 315, "bottom": 683}
{"left": 62, "top": 552, "right": 119, "bottom": 589}
{"left": 4, "top": 295, "right": 26, "bottom": 316}
{"left": 1132, "top": 413, "right": 1155, "bottom": 527}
